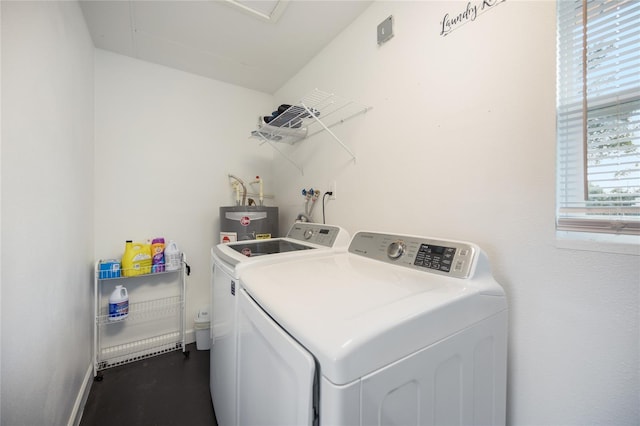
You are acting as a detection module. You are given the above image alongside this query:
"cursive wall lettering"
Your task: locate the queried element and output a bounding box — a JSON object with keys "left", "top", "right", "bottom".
{"left": 440, "top": 0, "right": 507, "bottom": 37}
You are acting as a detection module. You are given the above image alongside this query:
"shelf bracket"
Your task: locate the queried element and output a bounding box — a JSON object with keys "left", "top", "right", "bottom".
{"left": 256, "top": 132, "right": 304, "bottom": 175}
{"left": 301, "top": 101, "right": 366, "bottom": 163}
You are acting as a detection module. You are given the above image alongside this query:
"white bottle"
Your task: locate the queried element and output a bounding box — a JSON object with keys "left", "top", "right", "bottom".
{"left": 108, "top": 285, "right": 129, "bottom": 321}
{"left": 165, "top": 240, "right": 181, "bottom": 271}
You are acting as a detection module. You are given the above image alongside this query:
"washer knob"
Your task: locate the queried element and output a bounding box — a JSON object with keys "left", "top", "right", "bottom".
{"left": 303, "top": 229, "right": 314, "bottom": 240}
{"left": 387, "top": 240, "right": 406, "bottom": 259}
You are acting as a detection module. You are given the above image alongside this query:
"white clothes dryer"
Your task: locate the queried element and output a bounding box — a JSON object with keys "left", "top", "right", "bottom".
{"left": 237, "top": 231, "right": 508, "bottom": 426}
{"left": 210, "top": 222, "right": 350, "bottom": 426}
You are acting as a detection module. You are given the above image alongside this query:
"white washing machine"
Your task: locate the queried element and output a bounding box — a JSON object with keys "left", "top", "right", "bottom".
{"left": 237, "top": 231, "right": 508, "bottom": 426}
{"left": 210, "top": 222, "right": 350, "bottom": 426}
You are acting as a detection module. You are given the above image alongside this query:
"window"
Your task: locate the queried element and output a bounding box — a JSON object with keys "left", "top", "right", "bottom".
{"left": 556, "top": 0, "right": 640, "bottom": 237}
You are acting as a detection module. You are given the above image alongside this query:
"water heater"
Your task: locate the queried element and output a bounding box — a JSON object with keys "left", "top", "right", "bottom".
{"left": 219, "top": 206, "right": 279, "bottom": 243}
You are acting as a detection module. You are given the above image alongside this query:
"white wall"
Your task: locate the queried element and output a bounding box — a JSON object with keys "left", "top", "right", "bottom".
{"left": 1, "top": 1, "right": 638, "bottom": 425}
{"left": 94, "top": 50, "right": 274, "bottom": 335}
{"left": 272, "top": 1, "right": 639, "bottom": 425}
{"left": 1, "top": 2, "right": 95, "bottom": 425}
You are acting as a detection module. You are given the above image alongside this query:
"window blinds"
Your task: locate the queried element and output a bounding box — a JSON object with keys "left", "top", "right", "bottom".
{"left": 557, "top": 0, "right": 640, "bottom": 235}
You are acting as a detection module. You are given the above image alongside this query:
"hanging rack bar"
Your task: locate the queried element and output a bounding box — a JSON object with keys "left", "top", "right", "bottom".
{"left": 305, "top": 106, "right": 372, "bottom": 141}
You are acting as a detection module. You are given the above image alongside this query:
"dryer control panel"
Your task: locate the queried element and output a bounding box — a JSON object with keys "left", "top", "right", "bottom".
{"left": 348, "top": 232, "right": 478, "bottom": 279}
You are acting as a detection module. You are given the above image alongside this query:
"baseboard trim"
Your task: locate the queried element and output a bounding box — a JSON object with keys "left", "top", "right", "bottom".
{"left": 185, "top": 328, "right": 196, "bottom": 345}
{"left": 68, "top": 362, "right": 93, "bottom": 426}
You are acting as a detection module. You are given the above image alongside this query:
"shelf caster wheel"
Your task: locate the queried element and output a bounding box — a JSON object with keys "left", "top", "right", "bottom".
{"left": 94, "top": 373, "right": 103, "bottom": 382}
{"left": 183, "top": 350, "right": 190, "bottom": 359}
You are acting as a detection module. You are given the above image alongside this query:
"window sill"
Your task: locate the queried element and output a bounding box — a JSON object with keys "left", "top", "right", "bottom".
{"left": 556, "top": 231, "right": 640, "bottom": 256}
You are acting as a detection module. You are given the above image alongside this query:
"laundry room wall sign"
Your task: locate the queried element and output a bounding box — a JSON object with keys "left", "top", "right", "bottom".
{"left": 440, "top": 0, "right": 507, "bottom": 37}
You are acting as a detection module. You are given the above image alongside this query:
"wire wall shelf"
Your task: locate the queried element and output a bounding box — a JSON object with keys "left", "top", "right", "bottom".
{"left": 250, "top": 89, "right": 371, "bottom": 174}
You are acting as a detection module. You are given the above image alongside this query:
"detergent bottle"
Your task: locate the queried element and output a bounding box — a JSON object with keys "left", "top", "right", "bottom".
{"left": 108, "top": 285, "right": 129, "bottom": 321}
{"left": 121, "top": 240, "right": 152, "bottom": 277}
{"left": 164, "top": 240, "right": 181, "bottom": 271}
{"left": 151, "top": 237, "right": 165, "bottom": 273}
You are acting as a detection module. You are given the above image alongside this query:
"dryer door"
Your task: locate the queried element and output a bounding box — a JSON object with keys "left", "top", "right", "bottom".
{"left": 237, "top": 289, "right": 316, "bottom": 426}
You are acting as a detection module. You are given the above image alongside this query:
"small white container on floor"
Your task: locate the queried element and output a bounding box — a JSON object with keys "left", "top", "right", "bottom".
{"left": 194, "top": 307, "right": 211, "bottom": 350}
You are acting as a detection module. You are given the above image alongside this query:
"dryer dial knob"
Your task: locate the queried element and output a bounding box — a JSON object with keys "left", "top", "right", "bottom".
{"left": 303, "top": 229, "right": 314, "bottom": 239}
{"left": 387, "top": 240, "right": 406, "bottom": 259}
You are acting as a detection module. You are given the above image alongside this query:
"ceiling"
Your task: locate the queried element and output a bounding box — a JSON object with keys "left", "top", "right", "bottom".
{"left": 80, "top": 0, "right": 373, "bottom": 94}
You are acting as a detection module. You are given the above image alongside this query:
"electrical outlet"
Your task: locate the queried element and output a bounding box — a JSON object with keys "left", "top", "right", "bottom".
{"left": 328, "top": 181, "right": 337, "bottom": 200}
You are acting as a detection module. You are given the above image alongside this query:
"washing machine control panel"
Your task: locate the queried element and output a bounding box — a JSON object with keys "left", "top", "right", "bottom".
{"left": 386, "top": 240, "right": 406, "bottom": 259}
{"left": 349, "top": 232, "right": 477, "bottom": 279}
{"left": 287, "top": 223, "right": 343, "bottom": 247}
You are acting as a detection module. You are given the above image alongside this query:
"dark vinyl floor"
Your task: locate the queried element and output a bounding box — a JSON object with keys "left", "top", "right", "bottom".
{"left": 80, "top": 344, "right": 217, "bottom": 426}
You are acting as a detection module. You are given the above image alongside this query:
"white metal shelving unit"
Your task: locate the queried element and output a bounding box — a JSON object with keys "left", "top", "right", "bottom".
{"left": 250, "top": 89, "right": 371, "bottom": 174}
{"left": 93, "top": 254, "right": 188, "bottom": 380}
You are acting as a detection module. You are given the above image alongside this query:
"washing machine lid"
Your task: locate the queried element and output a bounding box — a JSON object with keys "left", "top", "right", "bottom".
{"left": 212, "top": 223, "right": 350, "bottom": 271}
{"left": 227, "top": 239, "right": 314, "bottom": 256}
{"left": 240, "top": 234, "right": 506, "bottom": 386}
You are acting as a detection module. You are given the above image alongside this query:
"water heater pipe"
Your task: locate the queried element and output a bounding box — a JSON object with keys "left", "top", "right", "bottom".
{"left": 249, "top": 176, "right": 264, "bottom": 206}
{"left": 228, "top": 174, "right": 247, "bottom": 206}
